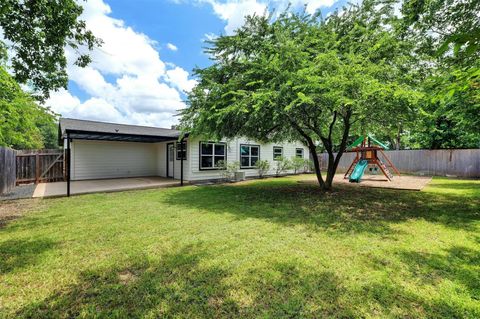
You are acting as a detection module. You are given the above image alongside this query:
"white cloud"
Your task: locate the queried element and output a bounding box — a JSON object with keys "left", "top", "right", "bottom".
{"left": 204, "top": 0, "right": 267, "bottom": 34}
{"left": 83, "top": 1, "right": 165, "bottom": 77}
{"left": 47, "top": 88, "right": 182, "bottom": 127}
{"left": 166, "top": 43, "right": 178, "bottom": 51}
{"left": 165, "top": 67, "right": 198, "bottom": 93}
{"left": 69, "top": 98, "right": 125, "bottom": 123}
{"left": 68, "top": 66, "right": 116, "bottom": 97}
{"left": 46, "top": 89, "right": 123, "bottom": 123}
{"left": 203, "top": 33, "right": 218, "bottom": 41}
{"left": 44, "top": 0, "right": 196, "bottom": 128}
{"left": 298, "top": 0, "right": 336, "bottom": 14}
{"left": 115, "top": 74, "right": 185, "bottom": 113}
{"left": 46, "top": 89, "right": 81, "bottom": 115}
{"left": 199, "top": 0, "right": 338, "bottom": 34}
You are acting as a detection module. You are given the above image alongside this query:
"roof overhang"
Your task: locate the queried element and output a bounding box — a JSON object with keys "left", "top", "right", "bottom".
{"left": 61, "top": 129, "right": 188, "bottom": 144}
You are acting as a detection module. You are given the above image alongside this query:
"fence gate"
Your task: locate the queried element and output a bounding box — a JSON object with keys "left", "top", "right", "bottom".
{"left": 16, "top": 150, "right": 65, "bottom": 185}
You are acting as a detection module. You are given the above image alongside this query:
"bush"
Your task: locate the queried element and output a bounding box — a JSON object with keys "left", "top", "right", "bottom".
{"left": 274, "top": 156, "right": 291, "bottom": 177}
{"left": 304, "top": 159, "right": 313, "bottom": 173}
{"left": 256, "top": 160, "right": 270, "bottom": 178}
{"left": 217, "top": 160, "right": 240, "bottom": 182}
{"left": 291, "top": 157, "right": 305, "bottom": 174}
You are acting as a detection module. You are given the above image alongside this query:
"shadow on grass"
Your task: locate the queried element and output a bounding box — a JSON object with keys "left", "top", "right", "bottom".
{"left": 1, "top": 214, "right": 64, "bottom": 238}
{"left": 15, "top": 244, "right": 479, "bottom": 318}
{"left": 0, "top": 238, "right": 57, "bottom": 274}
{"left": 362, "top": 245, "right": 480, "bottom": 317}
{"left": 398, "top": 245, "right": 480, "bottom": 296}
{"left": 358, "top": 279, "right": 479, "bottom": 318}
{"left": 162, "top": 180, "right": 479, "bottom": 235}
{"left": 16, "top": 245, "right": 236, "bottom": 318}
{"left": 16, "top": 245, "right": 347, "bottom": 318}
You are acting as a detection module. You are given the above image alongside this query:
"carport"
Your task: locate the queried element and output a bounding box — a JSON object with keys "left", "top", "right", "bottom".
{"left": 59, "top": 118, "right": 186, "bottom": 197}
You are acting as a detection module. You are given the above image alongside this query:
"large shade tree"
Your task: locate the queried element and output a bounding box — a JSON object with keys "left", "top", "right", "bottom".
{"left": 0, "top": 0, "right": 99, "bottom": 149}
{"left": 0, "top": 0, "right": 101, "bottom": 99}
{"left": 181, "top": 0, "right": 420, "bottom": 190}
{"left": 0, "top": 65, "right": 58, "bottom": 149}
{"left": 402, "top": 0, "right": 480, "bottom": 148}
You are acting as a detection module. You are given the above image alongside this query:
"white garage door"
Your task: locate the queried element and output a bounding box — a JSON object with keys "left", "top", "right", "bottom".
{"left": 71, "top": 140, "right": 157, "bottom": 180}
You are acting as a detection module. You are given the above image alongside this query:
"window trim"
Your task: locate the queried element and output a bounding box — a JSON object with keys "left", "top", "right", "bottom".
{"left": 199, "top": 141, "right": 227, "bottom": 170}
{"left": 176, "top": 141, "right": 187, "bottom": 160}
{"left": 273, "top": 146, "right": 283, "bottom": 161}
{"left": 239, "top": 144, "right": 261, "bottom": 169}
{"left": 295, "top": 148, "right": 304, "bottom": 158}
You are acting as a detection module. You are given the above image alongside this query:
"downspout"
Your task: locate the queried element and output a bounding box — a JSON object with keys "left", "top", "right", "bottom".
{"left": 180, "top": 137, "right": 184, "bottom": 186}
{"left": 66, "top": 132, "right": 71, "bottom": 197}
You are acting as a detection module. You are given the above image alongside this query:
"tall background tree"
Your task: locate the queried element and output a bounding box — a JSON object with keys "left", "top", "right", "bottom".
{"left": 181, "top": 0, "right": 420, "bottom": 190}
{"left": 402, "top": 0, "right": 480, "bottom": 149}
{"left": 0, "top": 0, "right": 100, "bottom": 149}
{"left": 0, "top": 0, "right": 100, "bottom": 99}
{"left": 0, "top": 65, "right": 58, "bottom": 149}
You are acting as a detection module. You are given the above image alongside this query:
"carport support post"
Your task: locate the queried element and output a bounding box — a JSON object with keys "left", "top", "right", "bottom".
{"left": 66, "top": 133, "right": 71, "bottom": 197}
{"left": 180, "top": 137, "right": 184, "bottom": 186}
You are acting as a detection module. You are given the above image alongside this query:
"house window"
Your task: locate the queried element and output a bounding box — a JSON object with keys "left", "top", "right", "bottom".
{"left": 296, "top": 148, "right": 304, "bottom": 158}
{"left": 273, "top": 146, "right": 283, "bottom": 160}
{"left": 176, "top": 141, "right": 187, "bottom": 160}
{"left": 200, "top": 142, "right": 226, "bottom": 169}
{"left": 240, "top": 144, "right": 260, "bottom": 168}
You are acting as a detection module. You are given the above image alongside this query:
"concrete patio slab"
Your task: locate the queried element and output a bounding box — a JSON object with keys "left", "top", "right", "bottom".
{"left": 33, "top": 176, "right": 181, "bottom": 198}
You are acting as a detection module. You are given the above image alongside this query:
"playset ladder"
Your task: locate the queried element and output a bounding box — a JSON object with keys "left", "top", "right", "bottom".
{"left": 377, "top": 158, "right": 393, "bottom": 181}
{"left": 379, "top": 150, "right": 401, "bottom": 175}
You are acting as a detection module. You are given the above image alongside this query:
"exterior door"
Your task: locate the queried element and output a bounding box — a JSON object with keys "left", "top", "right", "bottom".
{"left": 167, "top": 143, "right": 174, "bottom": 178}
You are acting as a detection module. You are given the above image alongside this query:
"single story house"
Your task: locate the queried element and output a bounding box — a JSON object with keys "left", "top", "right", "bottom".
{"left": 59, "top": 118, "right": 309, "bottom": 192}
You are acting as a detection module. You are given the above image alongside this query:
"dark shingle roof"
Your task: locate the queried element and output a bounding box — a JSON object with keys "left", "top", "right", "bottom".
{"left": 59, "top": 118, "right": 182, "bottom": 139}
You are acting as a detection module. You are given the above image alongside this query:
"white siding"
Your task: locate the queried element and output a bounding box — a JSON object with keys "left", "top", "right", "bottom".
{"left": 70, "top": 137, "right": 308, "bottom": 182}
{"left": 156, "top": 142, "right": 167, "bottom": 177}
{"left": 71, "top": 140, "right": 157, "bottom": 180}
{"left": 187, "top": 137, "right": 309, "bottom": 181}
{"left": 154, "top": 141, "right": 191, "bottom": 180}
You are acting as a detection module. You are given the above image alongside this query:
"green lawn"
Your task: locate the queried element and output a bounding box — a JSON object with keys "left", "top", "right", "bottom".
{"left": 1, "top": 175, "right": 479, "bottom": 318}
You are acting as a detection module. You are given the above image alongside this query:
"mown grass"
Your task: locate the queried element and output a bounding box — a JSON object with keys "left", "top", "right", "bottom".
{"left": 0, "top": 175, "right": 479, "bottom": 318}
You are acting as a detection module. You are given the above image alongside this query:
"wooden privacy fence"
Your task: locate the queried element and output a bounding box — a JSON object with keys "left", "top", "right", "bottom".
{"left": 0, "top": 147, "right": 16, "bottom": 194}
{"left": 319, "top": 149, "right": 480, "bottom": 178}
{"left": 16, "top": 149, "right": 65, "bottom": 185}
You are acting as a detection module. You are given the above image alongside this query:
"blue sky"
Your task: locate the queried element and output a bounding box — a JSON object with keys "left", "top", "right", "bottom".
{"left": 46, "top": 0, "right": 348, "bottom": 128}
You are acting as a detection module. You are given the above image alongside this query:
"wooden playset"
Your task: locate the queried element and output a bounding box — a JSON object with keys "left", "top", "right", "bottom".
{"left": 344, "top": 135, "right": 400, "bottom": 183}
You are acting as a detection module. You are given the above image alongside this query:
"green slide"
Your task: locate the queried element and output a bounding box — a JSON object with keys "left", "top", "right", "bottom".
{"left": 349, "top": 159, "right": 368, "bottom": 183}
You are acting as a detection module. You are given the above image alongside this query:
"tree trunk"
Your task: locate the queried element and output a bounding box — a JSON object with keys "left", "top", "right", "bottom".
{"left": 290, "top": 119, "right": 326, "bottom": 190}
{"left": 323, "top": 112, "right": 352, "bottom": 190}
{"left": 307, "top": 141, "right": 325, "bottom": 189}
{"left": 395, "top": 124, "right": 402, "bottom": 150}
{"left": 323, "top": 149, "right": 335, "bottom": 190}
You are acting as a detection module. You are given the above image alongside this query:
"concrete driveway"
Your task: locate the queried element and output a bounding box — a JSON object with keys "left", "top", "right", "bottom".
{"left": 33, "top": 176, "right": 181, "bottom": 198}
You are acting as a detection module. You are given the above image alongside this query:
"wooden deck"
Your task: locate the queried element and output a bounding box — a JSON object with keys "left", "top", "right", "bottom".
{"left": 33, "top": 177, "right": 182, "bottom": 198}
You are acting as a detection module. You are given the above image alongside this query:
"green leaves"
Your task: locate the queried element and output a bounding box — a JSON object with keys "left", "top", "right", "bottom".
{"left": 0, "top": 66, "right": 58, "bottom": 149}
{"left": 0, "top": 0, "right": 101, "bottom": 100}
{"left": 184, "top": 0, "right": 421, "bottom": 143}
{"left": 182, "top": 0, "right": 430, "bottom": 187}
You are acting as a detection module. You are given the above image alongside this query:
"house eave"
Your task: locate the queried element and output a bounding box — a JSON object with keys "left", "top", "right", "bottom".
{"left": 61, "top": 129, "right": 183, "bottom": 144}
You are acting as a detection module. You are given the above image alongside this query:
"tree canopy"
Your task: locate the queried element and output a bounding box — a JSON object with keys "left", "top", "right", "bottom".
{"left": 181, "top": 0, "right": 421, "bottom": 190}
{"left": 0, "top": 65, "right": 58, "bottom": 149}
{"left": 401, "top": 0, "right": 480, "bottom": 148}
{"left": 0, "top": 0, "right": 99, "bottom": 149}
{"left": 0, "top": 0, "right": 100, "bottom": 99}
